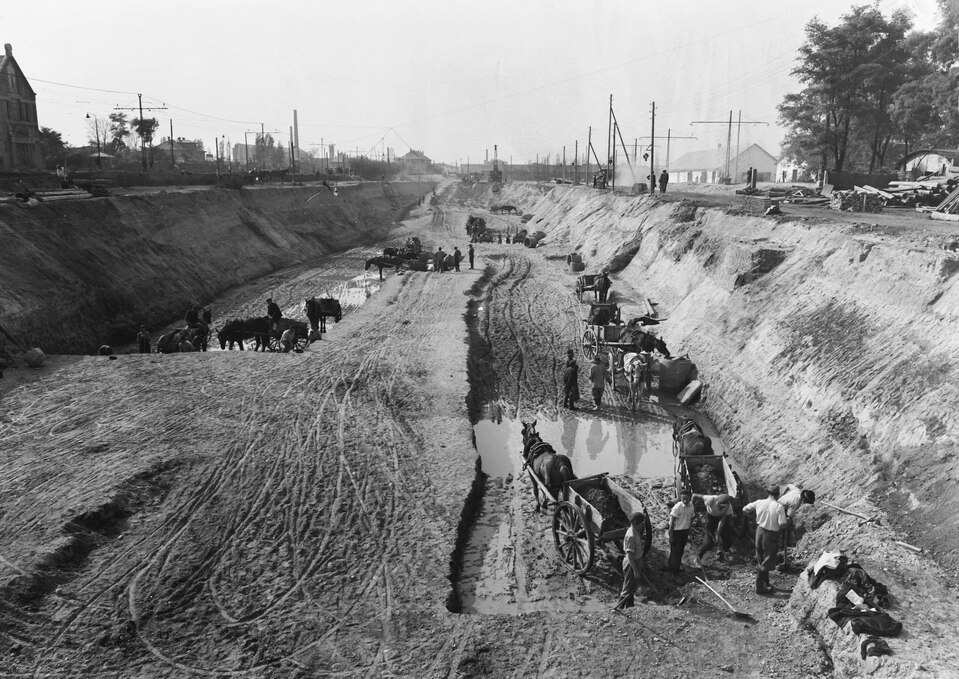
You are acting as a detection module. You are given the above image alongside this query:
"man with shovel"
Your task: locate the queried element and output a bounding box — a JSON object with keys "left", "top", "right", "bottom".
{"left": 614, "top": 511, "right": 650, "bottom": 610}
{"left": 743, "top": 487, "right": 787, "bottom": 595}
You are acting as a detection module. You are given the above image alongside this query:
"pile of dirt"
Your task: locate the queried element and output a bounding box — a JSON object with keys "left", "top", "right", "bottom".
{"left": 690, "top": 464, "right": 725, "bottom": 494}
{"left": 579, "top": 483, "right": 628, "bottom": 529}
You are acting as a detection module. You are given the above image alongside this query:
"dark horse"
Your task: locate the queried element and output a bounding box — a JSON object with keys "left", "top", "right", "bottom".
{"left": 156, "top": 330, "right": 183, "bottom": 354}
{"left": 629, "top": 329, "right": 671, "bottom": 359}
{"left": 521, "top": 420, "right": 576, "bottom": 509}
{"left": 304, "top": 297, "right": 342, "bottom": 336}
{"left": 217, "top": 317, "right": 271, "bottom": 351}
{"left": 365, "top": 256, "right": 406, "bottom": 281}
{"left": 672, "top": 416, "right": 713, "bottom": 456}
{"left": 185, "top": 321, "right": 210, "bottom": 352}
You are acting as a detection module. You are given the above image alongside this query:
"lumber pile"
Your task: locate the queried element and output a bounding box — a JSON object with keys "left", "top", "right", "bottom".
{"left": 927, "top": 185, "right": 959, "bottom": 222}
{"left": 830, "top": 189, "right": 883, "bottom": 213}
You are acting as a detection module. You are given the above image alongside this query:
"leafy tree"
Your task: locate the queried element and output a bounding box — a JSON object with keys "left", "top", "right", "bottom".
{"left": 107, "top": 113, "right": 130, "bottom": 153}
{"left": 780, "top": 6, "right": 914, "bottom": 172}
{"left": 38, "top": 126, "right": 67, "bottom": 169}
{"left": 131, "top": 117, "right": 160, "bottom": 147}
{"left": 255, "top": 132, "right": 275, "bottom": 169}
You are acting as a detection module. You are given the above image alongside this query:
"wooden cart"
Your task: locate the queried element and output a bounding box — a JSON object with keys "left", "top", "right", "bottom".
{"left": 576, "top": 274, "right": 600, "bottom": 302}
{"left": 674, "top": 450, "right": 747, "bottom": 508}
{"left": 525, "top": 462, "right": 653, "bottom": 575}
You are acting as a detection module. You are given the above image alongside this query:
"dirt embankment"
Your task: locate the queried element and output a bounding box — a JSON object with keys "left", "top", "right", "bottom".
{"left": 492, "top": 181, "right": 959, "bottom": 674}
{"left": 0, "top": 182, "right": 432, "bottom": 354}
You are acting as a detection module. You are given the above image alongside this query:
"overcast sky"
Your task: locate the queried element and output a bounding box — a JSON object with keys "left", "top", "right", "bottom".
{"left": 1, "top": 0, "right": 942, "bottom": 166}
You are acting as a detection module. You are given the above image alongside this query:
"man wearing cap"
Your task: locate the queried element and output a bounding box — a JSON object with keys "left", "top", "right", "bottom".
{"left": 667, "top": 489, "right": 695, "bottom": 572}
{"left": 596, "top": 271, "right": 612, "bottom": 303}
{"left": 587, "top": 354, "right": 608, "bottom": 410}
{"left": 614, "top": 511, "right": 649, "bottom": 610}
{"left": 779, "top": 484, "right": 816, "bottom": 560}
{"left": 693, "top": 493, "right": 735, "bottom": 567}
{"left": 743, "top": 486, "right": 787, "bottom": 594}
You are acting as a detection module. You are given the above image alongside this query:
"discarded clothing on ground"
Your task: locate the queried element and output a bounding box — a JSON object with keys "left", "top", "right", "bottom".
{"left": 837, "top": 566, "right": 891, "bottom": 609}
{"left": 827, "top": 604, "right": 902, "bottom": 637}
{"left": 808, "top": 552, "right": 850, "bottom": 589}
{"left": 861, "top": 636, "right": 893, "bottom": 659}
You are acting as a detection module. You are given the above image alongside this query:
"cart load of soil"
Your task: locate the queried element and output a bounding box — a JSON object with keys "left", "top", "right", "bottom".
{"left": 580, "top": 484, "right": 629, "bottom": 530}
{"left": 691, "top": 465, "right": 725, "bottom": 494}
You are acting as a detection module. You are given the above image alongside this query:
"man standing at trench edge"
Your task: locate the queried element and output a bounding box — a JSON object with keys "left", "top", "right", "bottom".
{"left": 588, "top": 355, "right": 607, "bottom": 410}
{"left": 468, "top": 243, "right": 475, "bottom": 269}
{"left": 743, "top": 486, "right": 787, "bottom": 594}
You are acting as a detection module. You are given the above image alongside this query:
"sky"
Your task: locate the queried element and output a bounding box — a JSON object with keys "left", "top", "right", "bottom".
{"left": 1, "top": 0, "right": 944, "bottom": 166}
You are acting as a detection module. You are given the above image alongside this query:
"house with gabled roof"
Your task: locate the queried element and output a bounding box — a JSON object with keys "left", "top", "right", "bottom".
{"left": 667, "top": 143, "right": 777, "bottom": 184}
{"left": 0, "top": 43, "right": 42, "bottom": 170}
{"left": 399, "top": 149, "right": 431, "bottom": 174}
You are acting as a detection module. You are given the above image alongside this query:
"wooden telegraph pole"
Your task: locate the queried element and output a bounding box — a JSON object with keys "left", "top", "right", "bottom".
{"left": 115, "top": 93, "right": 167, "bottom": 171}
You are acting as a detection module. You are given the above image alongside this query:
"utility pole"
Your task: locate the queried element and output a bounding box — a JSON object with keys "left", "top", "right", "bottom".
{"left": 649, "top": 101, "right": 656, "bottom": 194}
{"left": 169, "top": 120, "right": 175, "bottom": 167}
{"left": 562, "top": 145, "right": 566, "bottom": 180}
{"left": 691, "top": 114, "right": 766, "bottom": 183}
{"left": 114, "top": 93, "right": 167, "bottom": 171}
{"left": 586, "top": 127, "right": 591, "bottom": 185}
{"left": 638, "top": 130, "right": 698, "bottom": 174}
{"left": 293, "top": 109, "right": 300, "bottom": 175}
{"left": 607, "top": 94, "right": 614, "bottom": 188}
{"left": 574, "top": 140, "right": 578, "bottom": 184}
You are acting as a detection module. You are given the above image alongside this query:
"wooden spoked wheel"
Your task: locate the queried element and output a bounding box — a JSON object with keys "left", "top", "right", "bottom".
{"left": 294, "top": 334, "right": 310, "bottom": 351}
{"left": 581, "top": 329, "right": 598, "bottom": 360}
{"left": 552, "top": 501, "right": 595, "bottom": 575}
{"left": 267, "top": 335, "right": 281, "bottom": 352}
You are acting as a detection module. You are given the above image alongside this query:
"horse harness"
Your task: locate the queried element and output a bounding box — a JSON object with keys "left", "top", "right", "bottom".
{"left": 524, "top": 439, "right": 554, "bottom": 466}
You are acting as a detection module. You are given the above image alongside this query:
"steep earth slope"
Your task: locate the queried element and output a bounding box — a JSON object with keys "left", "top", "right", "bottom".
{"left": 0, "top": 181, "right": 432, "bottom": 353}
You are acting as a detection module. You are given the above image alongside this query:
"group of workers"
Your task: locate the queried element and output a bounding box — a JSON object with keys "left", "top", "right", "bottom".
{"left": 617, "top": 483, "right": 816, "bottom": 610}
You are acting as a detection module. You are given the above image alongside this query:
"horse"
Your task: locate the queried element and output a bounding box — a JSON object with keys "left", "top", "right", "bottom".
{"left": 217, "top": 317, "right": 271, "bottom": 351}
{"left": 627, "top": 329, "right": 670, "bottom": 359}
{"left": 383, "top": 247, "right": 399, "bottom": 258}
{"left": 521, "top": 420, "right": 576, "bottom": 510}
{"left": 305, "top": 297, "right": 343, "bottom": 336}
{"left": 623, "top": 352, "right": 653, "bottom": 411}
{"left": 365, "top": 256, "right": 406, "bottom": 280}
{"left": 672, "top": 416, "right": 713, "bottom": 456}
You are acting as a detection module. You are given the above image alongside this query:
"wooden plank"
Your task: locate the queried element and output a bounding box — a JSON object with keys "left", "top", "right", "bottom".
{"left": 930, "top": 211, "right": 959, "bottom": 222}
{"left": 643, "top": 298, "right": 655, "bottom": 316}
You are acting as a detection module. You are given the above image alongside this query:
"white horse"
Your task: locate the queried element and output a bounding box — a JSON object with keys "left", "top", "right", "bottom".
{"left": 623, "top": 351, "right": 653, "bottom": 411}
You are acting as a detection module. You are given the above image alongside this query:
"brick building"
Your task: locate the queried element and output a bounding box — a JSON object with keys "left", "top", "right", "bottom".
{"left": 0, "top": 43, "right": 41, "bottom": 170}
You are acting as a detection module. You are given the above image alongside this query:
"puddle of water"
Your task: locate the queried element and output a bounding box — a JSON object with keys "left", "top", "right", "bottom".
{"left": 473, "top": 411, "right": 677, "bottom": 480}
{"left": 323, "top": 272, "right": 383, "bottom": 311}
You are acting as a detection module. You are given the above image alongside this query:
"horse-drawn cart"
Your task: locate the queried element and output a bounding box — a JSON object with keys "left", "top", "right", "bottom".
{"left": 672, "top": 418, "right": 747, "bottom": 507}
{"left": 257, "top": 320, "right": 310, "bottom": 352}
{"left": 529, "top": 468, "right": 653, "bottom": 575}
{"left": 576, "top": 274, "right": 600, "bottom": 302}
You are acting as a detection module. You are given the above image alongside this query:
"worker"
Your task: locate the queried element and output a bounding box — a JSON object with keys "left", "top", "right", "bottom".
{"left": 666, "top": 489, "right": 695, "bottom": 572}
{"left": 266, "top": 298, "right": 282, "bottom": 332}
{"left": 693, "top": 493, "right": 735, "bottom": 567}
{"left": 596, "top": 271, "right": 612, "bottom": 303}
{"left": 743, "top": 487, "right": 787, "bottom": 595}
{"left": 184, "top": 305, "right": 199, "bottom": 329}
{"left": 778, "top": 484, "right": 816, "bottom": 562}
{"left": 659, "top": 170, "right": 669, "bottom": 194}
{"left": 614, "top": 511, "right": 649, "bottom": 610}
{"left": 280, "top": 326, "right": 296, "bottom": 353}
{"left": 136, "top": 326, "right": 151, "bottom": 354}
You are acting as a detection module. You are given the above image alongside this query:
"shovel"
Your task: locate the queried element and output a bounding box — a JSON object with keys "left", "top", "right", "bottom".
{"left": 694, "top": 576, "right": 755, "bottom": 622}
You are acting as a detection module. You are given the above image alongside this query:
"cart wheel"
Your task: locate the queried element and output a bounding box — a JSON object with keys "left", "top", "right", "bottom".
{"left": 552, "top": 501, "right": 594, "bottom": 575}
{"left": 267, "top": 336, "right": 280, "bottom": 352}
{"left": 582, "top": 329, "right": 598, "bottom": 360}
{"left": 294, "top": 335, "right": 310, "bottom": 351}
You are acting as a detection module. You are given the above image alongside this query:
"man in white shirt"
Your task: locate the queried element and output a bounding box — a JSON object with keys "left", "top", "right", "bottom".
{"left": 778, "top": 484, "right": 815, "bottom": 570}
{"left": 667, "top": 489, "right": 695, "bottom": 572}
{"left": 743, "top": 487, "right": 787, "bottom": 595}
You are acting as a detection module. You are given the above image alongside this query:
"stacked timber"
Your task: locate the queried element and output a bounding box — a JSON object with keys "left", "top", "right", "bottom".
{"left": 830, "top": 190, "right": 883, "bottom": 213}
{"left": 928, "top": 186, "right": 959, "bottom": 222}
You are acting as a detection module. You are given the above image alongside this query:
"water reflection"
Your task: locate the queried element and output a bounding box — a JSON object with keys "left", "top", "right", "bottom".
{"left": 473, "top": 410, "right": 677, "bottom": 480}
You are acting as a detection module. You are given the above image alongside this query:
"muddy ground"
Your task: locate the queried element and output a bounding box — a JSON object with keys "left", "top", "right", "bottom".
{"left": 0, "top": 180, "right": 955, "bottom": 677}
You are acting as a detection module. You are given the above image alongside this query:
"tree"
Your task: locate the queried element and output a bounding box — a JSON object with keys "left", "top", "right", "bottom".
{"left": 779, "top": 6, "right": 914, "bottom": 172}
{"left": 38, "top": 126, "right": 67, "bottom": 169}
{"left": 131, "top": 117, "right": 160, "bottom": 148}
{"left": 107, "top": 113, "right": 131, "bottom": 154}
{"left": 255, "top": 132, "right": 275, "bottom": 169}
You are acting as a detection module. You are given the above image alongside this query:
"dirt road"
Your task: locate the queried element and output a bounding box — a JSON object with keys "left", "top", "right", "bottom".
{"left": 1, "top": 185, "right": 830, "bottom": 677}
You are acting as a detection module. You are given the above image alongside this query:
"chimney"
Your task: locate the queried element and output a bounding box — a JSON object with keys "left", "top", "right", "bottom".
{"left": 4, "top": 44, "right": 12, "bottom": 58}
